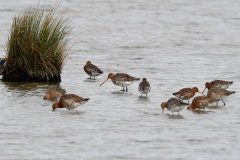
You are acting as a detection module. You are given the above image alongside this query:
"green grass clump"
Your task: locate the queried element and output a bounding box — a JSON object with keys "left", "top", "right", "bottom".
{"left": 4, "top": 6, "right": 70, "bottom": 82}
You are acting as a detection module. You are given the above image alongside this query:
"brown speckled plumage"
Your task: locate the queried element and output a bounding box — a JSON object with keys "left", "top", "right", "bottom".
{"left": 207, "top": 88, "right": 235, "bottom": 106}
{"left": 187, "top": 96, "right": 212, "bottom": 111}
{"left": 52, "top": 94, "right": 90, "bottom": 111}
{"left": 100, "top": 73, "right": 140, "bottom": 92}
{"left": 173, "top": 87, "right": 199, "bottom": 103}
{"left": 84, "top": 61, "right": 103, "bottom": 79}
{"left": 161, "top": 98, "right": 188, "bottom": 115}
{"left": 138, "top": 78, "right": 151, "bottom": 96}
{"left": 43, "top": 87, "right": 66, "bottom": 101}
{"left": 202, "top": 80, "right": 233, "bottom": 93}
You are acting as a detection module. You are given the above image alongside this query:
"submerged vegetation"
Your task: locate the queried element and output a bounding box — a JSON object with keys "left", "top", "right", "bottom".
{"left": 2, "top": 6, "right": 70, "bottom": 82}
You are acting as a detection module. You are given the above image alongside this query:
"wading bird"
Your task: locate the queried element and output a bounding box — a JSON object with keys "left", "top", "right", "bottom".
{"left": 202, "top": 80, "right": 233, "bottom": 93}
{"left": 100, "top": 73, "right": 140, "bottom": 92}
{"left": 138, "top": 78, "right": 151, "bottom": 96}
{"left": 161, "top": 98, "right": 188, "bottom": 115}
{"left": 207, "top": 88, "right": 235, "bottom": 106}
{"left": 52, "top": 94, "right": 90, "bottom": 111}
{"left": 84, "top": 61, "right": 103, "bottom": 80}
{"left": 43, "top": 87, "right": 66, "bottom": 101}
{"left": 187, "top": 96, "right": 212, "bottom": 111}
{"left": 173, "top": 87, "right": 200, "bottom": 104}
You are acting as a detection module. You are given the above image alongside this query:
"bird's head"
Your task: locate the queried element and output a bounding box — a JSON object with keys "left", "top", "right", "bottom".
{"left": 100, "top": 73, "right": 115, "bottom": 86}
{"left": 192, "top": 87, "right": 199, "bottom": 94}
{"left": 52, "top": 102, "right": 59, "bottom": 111}
{"left": 86, "top": 61, "right": 91, "bottom": 65}
{"left": 161, "top": 102, "right": 167, "bottom": 114}
{"left": 202, "top": 82, "right": 211, "bottom": 93}
{"left": 43, "top": 94, "right": 50, "bottom": 100}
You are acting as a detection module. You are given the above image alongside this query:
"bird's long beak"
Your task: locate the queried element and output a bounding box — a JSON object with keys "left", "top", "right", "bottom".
{"left": 100, "top": 78, "right": 108, "bottom": 86}
{"left": 198, "top": 91, "right": 206, "bottom": 96}
{"left": 161, "top": 107, "right": 164, "bottom": 114}
{"left": 202, "top": 87, "right": 206, "bottom": 94}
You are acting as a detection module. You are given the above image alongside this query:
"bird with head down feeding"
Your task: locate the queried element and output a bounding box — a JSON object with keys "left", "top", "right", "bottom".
{"left": 43, "top": 86, "right": 66, "bottom": 101}
{"left": 161, "top": 98, "right": 188, "bottom": 115}
{"left": 52, "top": 94, "right": 90, "bottom": 111}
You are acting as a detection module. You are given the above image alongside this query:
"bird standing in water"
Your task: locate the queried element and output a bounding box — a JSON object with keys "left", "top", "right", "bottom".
{"left": 84, "top": 61, "right": 103, "bottom": 80}
{"left": 43, "top": 86, "right": 66, "bottom": 101}
{"left": 172, "top": 87, "right": 200, "bottom": 104}
{"left": 100, "top": 73, "right": 140, "bottom": 92}
{"left": 138, "top": 78, "right": 151, "bottom": 96}
{"left": 187, "top": 95, "right": 212, "bottom": 111}
{"left": 161, "top": 98, "right": 188, "bottom": 115}
{"left": 207, "top": 88, "right": 235, "bottom": 106}
{"left": 52, "top": 94, "right": 90, "bottom": 111}
{"left": 202, "top": 80, "right": 233, "bottom": 93}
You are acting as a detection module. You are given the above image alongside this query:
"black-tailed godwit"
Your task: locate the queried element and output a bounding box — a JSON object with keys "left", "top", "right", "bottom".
{"left": 84, "top": 61, "right": 103, "bottom": 80}
{"left": 138, "top": 78, "right": 151, "bottom": 96}
{"left": 100, "top": 73, "right": 140, "bottom": 92}
{"left": 161, "top": 98, "right": 188, "bottom": 115}
{"left": 202, "top": 80, "right": 233, "bottom": 93}
{"left": 187, "top": 95, "right": 212, "bottom": 111}
{"left": 173, "top": 87, "right": 199, "bottom": 104}
{"left": 43, "top": 87, "right": 66, "bottom": 101}
{"left": 207, "top": 88, "right": 235, "bottom": 106}
{"left": 52, "top": 94, "right": 90, "bottom": 111}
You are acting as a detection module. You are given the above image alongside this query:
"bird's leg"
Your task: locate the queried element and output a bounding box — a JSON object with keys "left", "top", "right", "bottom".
{"left": 121, "top": 86, "right": 125, "bottom": 92}
{"left": 146, "top": 93, "right": 148, "bottom": 97}
{"left": 188, "top": 100, "right": 189, "bottom": 104}
{"left": 126, "top": 87, "right": 128, "bottom": 92}
{"left": 221, "top": 99, "right": 226, "bottom": 106}
{"left": 216, "top": 101, "right": 218, "bottom": 106}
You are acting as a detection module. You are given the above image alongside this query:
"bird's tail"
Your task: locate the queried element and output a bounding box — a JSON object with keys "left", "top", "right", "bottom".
{"left": 172, "top": 92, "right": 180, "bottom": 97}
{"left": 187, "top": 104, "right": 193, "bottom": 110}
{"left": 226, "top": 90, "right": 235, "bottom": 96}
{"left": 134, "top": 78, "right": 140, "bottom": 81}
{"left": 172, "top": 92, "right": 177, "bottom": 96}
{"left": 230, "top": 81, "right": 233, "bottom": 85}
{"left": 83, "top": 98, "right": 90, "bottom": 101}
{"left": 98, "top": 70, "right": 103, "bottom": 74}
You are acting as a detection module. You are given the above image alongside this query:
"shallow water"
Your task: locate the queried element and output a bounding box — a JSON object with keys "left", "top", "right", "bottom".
{"left": 0, "top": 0, "right": 240, "bottom": 159}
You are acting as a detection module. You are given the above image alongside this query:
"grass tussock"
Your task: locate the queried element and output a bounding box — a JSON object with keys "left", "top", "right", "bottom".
{"left": 4, "top": 6, "right": 70, "bottom": 82}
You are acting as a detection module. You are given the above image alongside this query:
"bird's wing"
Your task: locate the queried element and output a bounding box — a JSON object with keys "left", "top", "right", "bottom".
{"left": 124, "top": 73, "right": 139, "bottom": 81}
{"left": 168, "top": 98, "right": 182, "bottom": 107}
{"left": 60, "top": 94, "right": 79, "bottom": 107}
{"left": 115, "top": 73, "right": 128, "bottom": 81}
{"left": 87, "top": 64, "right": 103, "bottom": 74}
{"left": 173, "top": 88, "right": 190, "bottom": 98}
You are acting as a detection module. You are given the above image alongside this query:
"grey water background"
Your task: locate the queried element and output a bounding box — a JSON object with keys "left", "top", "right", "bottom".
{"left": 0, "top": 0, "right": 240, "bottom": 159}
